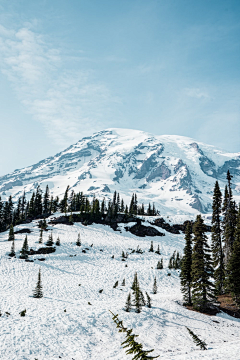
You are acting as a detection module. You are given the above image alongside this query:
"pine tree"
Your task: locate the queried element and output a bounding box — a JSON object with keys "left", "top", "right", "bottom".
{"left": 125, "top": 293, "right": 132, "bottom": 312}
{"left": 153, "top": 276, "right": 157, "bottom": 294}
{"left": 110, "top": 312, "right": 160, "bottom": 359}
{"left": 131, "top": 272, "right": 138, "bottom": 291}
{"left": 227, "top": 205, "right": 240, "bottom": 305}
{"left": 186, "top": 327, "right": 207, "bottom": 350}
{"left": 39, "top": 228, "right": 43, "bottom": 244}
{"left": 122, "top": 278, "right": 126, "bottom": 286}
{"left": 180, "top": 222, "right": 192, "bottom": 305}
{"left": 8, "top": 224, "right": 14, "bottom": 241}
{"left": 33, "top": 268, "right": 43, "bottom": 298}
{"left": 43, "top": 185, "right": 50, "bottom": 214}
{"left": 9, "top": 238, "right": 15, "bottom": 257}
{"left": 145, "top": 292, "right": 152, "bottom": 308}
{"left": 20, "top": 235, "right": 29, "bottom": 259}
{"left": 222, "top": 171, "right": 237, "bottom": 265}
{"left": 46, "top": 232, "right": 53, "bottom": 246}
{"left": 191, "top": 215, "right": 215, "bottom": 312}
{"left": 149, "top": 241, "right": 154, "bottom": 252}
{"left": 76, "top": 233, "right": 81, "bottom": 246}
{"left": 133, "top": 282, "right": 142, "bottom": 313}
{"left": 156, "top": 260, "right": 163, "bottom": 269}
{"left": 56, "top": 236, "right": 60, "bottom": 246}
{"left": 155, "top": 244, "right": 161, "bottom": 255}
{"left": 211, "top": 181, "right": 225, "bottom": 295}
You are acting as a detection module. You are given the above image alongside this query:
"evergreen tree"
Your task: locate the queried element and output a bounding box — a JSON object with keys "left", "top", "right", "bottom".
{"left": 227, "top": 205, "right": 240, "bottom": 305}
{"left": 155, "top": 244, "right": 161, "bottom": 255}
{"left": 76, "top": 233, "right": 81, "bottom": 246}
{"left": 211, "top": 181, "right": 225, "bottom": 295}
{"left": 125, "top": 293, "right": 132, "bottom": 312}
{"left": 133, "top": 282, "right": 142, "bottom": 313}
{"left": 180, "top": 222, "right": 193, "bottom": 305}
{"left": 156, "top": 260, "right": 163, "bottom": 269}
{"left": 8, "top": 224, "right": 14, "bottom": 241}
{"left": 222, "top": 171, "right": 237, "bottom": 265}
{"left": 43, "top": 185, "right": 50, "bottom": 214}
{"left": 186, "top": 327, "right": 207, "bottom": 350}
{"left": 131, "top": 272, "right": 138, "bottom": 291}
{"left": 34, "top": 186, "right": 43, "bottom": 216}
{"left": 145, "top": 292, "right": 152, "bottom": 308}
{"left": 121, "top": 278, "right": 126, "bottom": 286}
{"left": 120, "top": 199, "right": 125, "bottom": 213}
{"left": 9, "top": 238, "right": 15, "bottom": 257}
{"left": 149, "top": 241, "right": 154, "bottom": 252}
{"left": 20, "top": 235, "right": 29, "bottom": 259}
{"left": 153, "top": 276, "right": 157, "bottom": 294}
{"left": 39, "top": 228, "right": 43, "bottom": 244}
{"left": 191, "top": 215, "right": 215, "bottom": 312}
{"left": 21, "top": 191, "right": 26, "bottom": 220}
{"left": 56, "top": 236, "right": 60, "bottom": 246}
{"left": 110, "top": 312, "right": 160, "bottom": 359}
{"left": 33, "top": 268, "right": 43, "bottom": 298}
{"left": 46, "top": 232, "right": 53, "bottom": 246}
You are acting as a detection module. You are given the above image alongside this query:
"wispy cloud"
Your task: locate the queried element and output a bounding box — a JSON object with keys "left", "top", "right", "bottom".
{"left": 183, "top": 87, "right": 211, "bottom": 100}
{"left": 0, "top": 25, "right": 114, "bottom": 146}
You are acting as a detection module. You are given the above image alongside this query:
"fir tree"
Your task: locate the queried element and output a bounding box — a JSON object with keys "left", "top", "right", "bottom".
{"left": 122, "top": 278, "right": 126, "bottom": 286}
{"left": 227, "top": 205, "right": 240, "bottom": 305}
{"left": 131, "top": 272, "right": 139, "bottom": 291}
{"left": 20, "top": 235, "right": 29, "bottom": 259}
{"left": 145, "top": 292, "right": 152, "bottom": 308}
{"left": 56, "top": 236, "right": 60, "bottom": 246}
{"left": 153, "top": 276, "right": 157, "bottom": 294}
{"left": 76, "top": 233, "right": 81, "bottom": 246}
{"left": 186, "top": 327, "right": 207, "bottom": 350}
{"left": 46, "top": 232, "right": 54, "bottom": 247}
{"left": 110, "top": 312, "right": 160, "bottom": 359}
{"left": 211, "top": 181, "right": 225, "bottom": 295}
{"left": 180, "top": 222, "right": 192, "bottom": 305}
{"left": 155, "top": 245, "right": 161, "bottom": 255}
{"left": 9, "top": 238, "right": 15, "bottom": 257}
{"left": 8, "top": 224, "right": 14, "bottom": 241}
{"left": 43, "top": 185, "right": 50, "bottom": 214}
{"left": 191, "top": 215, "right": 215, "bottom": 312}
{"left": 125, "top": 293, "right": 132, "bottom": 312}
{"left": 33, "top": 268, "right": 43, "bottom": 298}
{"left": 156, "top": 260, "right": 163, "bottom": 269}
{"left": 149, "top": 241, "right": 154, "bottom": 252}
{"left": 222, "top": 171, "right": 237, "bottom": 265}
{"left": 39, "top": 228, "right": 43, "bottom": 244}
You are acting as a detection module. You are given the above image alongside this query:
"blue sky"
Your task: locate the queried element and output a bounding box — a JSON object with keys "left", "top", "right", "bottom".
{"left": 0, "top": 0, "right": 239, "bottom": 175}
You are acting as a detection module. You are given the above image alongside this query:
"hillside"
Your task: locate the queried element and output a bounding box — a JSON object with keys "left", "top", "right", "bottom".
{"left": 0, "top": 128, "right": 240, "bottom": 215}
{"left": 0, "top": 215, "right": 240, "bottom": 359}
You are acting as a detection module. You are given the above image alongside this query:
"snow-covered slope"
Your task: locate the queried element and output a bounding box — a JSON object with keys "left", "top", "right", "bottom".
{"left": 1, "top": 128, "right": 240, "bottom": 215}
{"left": 0, "top": 218, "right": 240, "bottom": 359}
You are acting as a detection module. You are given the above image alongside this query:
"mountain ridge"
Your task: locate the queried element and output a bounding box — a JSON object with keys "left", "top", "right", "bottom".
{"left": 1, "top": 128, "right": 240, "bottom": 215}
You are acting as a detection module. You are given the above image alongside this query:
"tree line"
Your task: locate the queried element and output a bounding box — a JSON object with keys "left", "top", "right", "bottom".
{"left": 180, "top": 170, "right": 240, "bottom": 311}
{"left": 0, "top": 185, "right": 159, "bottom": 232}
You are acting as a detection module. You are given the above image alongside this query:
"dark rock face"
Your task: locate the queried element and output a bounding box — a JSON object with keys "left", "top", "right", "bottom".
{"left": 14, "top": 228, "right": 32, "bottom": 234}
{"left": 0, "top": 180, "right": 23, "bottom": 191}
{"left": 102, "top": 185, "right": 111, "bottom": 193}
{"left": 88, "top": 186, "right": 100, "bottom": 191}
{"left": 218, "top": 158, "right": 240, "bottom": 177}
{"left": 134, "top": 146, "right": 164, "bottom": 180}
{"left": 147, "top": 162, "right": 171, "bottom": 182}
{"left": 189, "top": 194, "right": 205, "bottom": 213}
{"left": 113, "top": 169, "right": 124, "bottom": 182}
{"left": 152, "top": 218, "right": 180, "bottom": 234}
{"left": 48, "top": 217, "right": 73, "bottom": 226}
{"left": 126, "top": 223, "right": 165, "bottom": 237}
{"left": 199, "top": 156, "right": 217, "bottom": 177}
{"left": 28, "top": 247, "right": 56, "bottom": 255}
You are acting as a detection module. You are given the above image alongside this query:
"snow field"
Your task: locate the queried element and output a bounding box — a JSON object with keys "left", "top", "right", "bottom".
{"left": 0, "top": 219, "right": 240, "bottom": 359}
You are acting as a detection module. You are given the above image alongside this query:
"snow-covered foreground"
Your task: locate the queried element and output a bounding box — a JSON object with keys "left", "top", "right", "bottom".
{"left": 0, "top": 218, "right": 240, "bottom": 360}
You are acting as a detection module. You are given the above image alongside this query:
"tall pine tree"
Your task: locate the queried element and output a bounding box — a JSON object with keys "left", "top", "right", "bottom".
{"left": 180, "top": 222, "right": 193, "bottom": 305}
{"left": 227, "top": 204, "right": 240, "bottom": 306}
{"left": 211, "top": 181, "right": 225, "bottom": 295}
{"left": 191, "top": 215, "right": 215, "bottom": 312}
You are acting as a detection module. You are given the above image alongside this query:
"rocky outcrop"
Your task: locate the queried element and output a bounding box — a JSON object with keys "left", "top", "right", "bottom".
{"left": 147, "top": 162, "right": 171, "bottom": 182}
{"left": 126, "top": 223, "right": 165, "bottom": 237}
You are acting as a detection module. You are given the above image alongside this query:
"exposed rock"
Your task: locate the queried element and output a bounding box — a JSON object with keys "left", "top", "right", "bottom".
{"left": 14, "top": 228, "right": 32, "bottom": 234}
{"left": 28, "top": 247, "right": 56, "bottom": 255}
{"left": 189, "top": 194, "right": 205, "bottom": 213}
{"left": 102, "top": 185, "right": 111, "bottom": 193}
{"left": 48, "top": 216, "right": 73, "bottom": 226}
{"left": 126, "top": 223, "right": 164, "bottom": 237}
{"left": 147, "top": 162, "right": 171, "bottom": 182}
{"left": 152, "top": 218, "right": 180, "bottom": 234}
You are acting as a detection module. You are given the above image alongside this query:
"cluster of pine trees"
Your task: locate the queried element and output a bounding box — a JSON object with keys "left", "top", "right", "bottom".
{"left": 180, "top": 171, "right": 240, "bottom": 311}
{"left": 0, "top": 186, "right": 158, "bottom": 232}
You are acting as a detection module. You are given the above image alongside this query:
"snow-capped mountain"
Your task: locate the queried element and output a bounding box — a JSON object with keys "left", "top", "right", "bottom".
{"left": 1, "top": 128, "right": 240, "bottom": 215}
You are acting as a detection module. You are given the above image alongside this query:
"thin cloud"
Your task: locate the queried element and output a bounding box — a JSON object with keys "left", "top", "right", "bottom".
{"left": 0, "top": 25, "right": 114, "bottom": 146}
{"left": 184, "top": 87, "right": 211, "bottom": 100}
